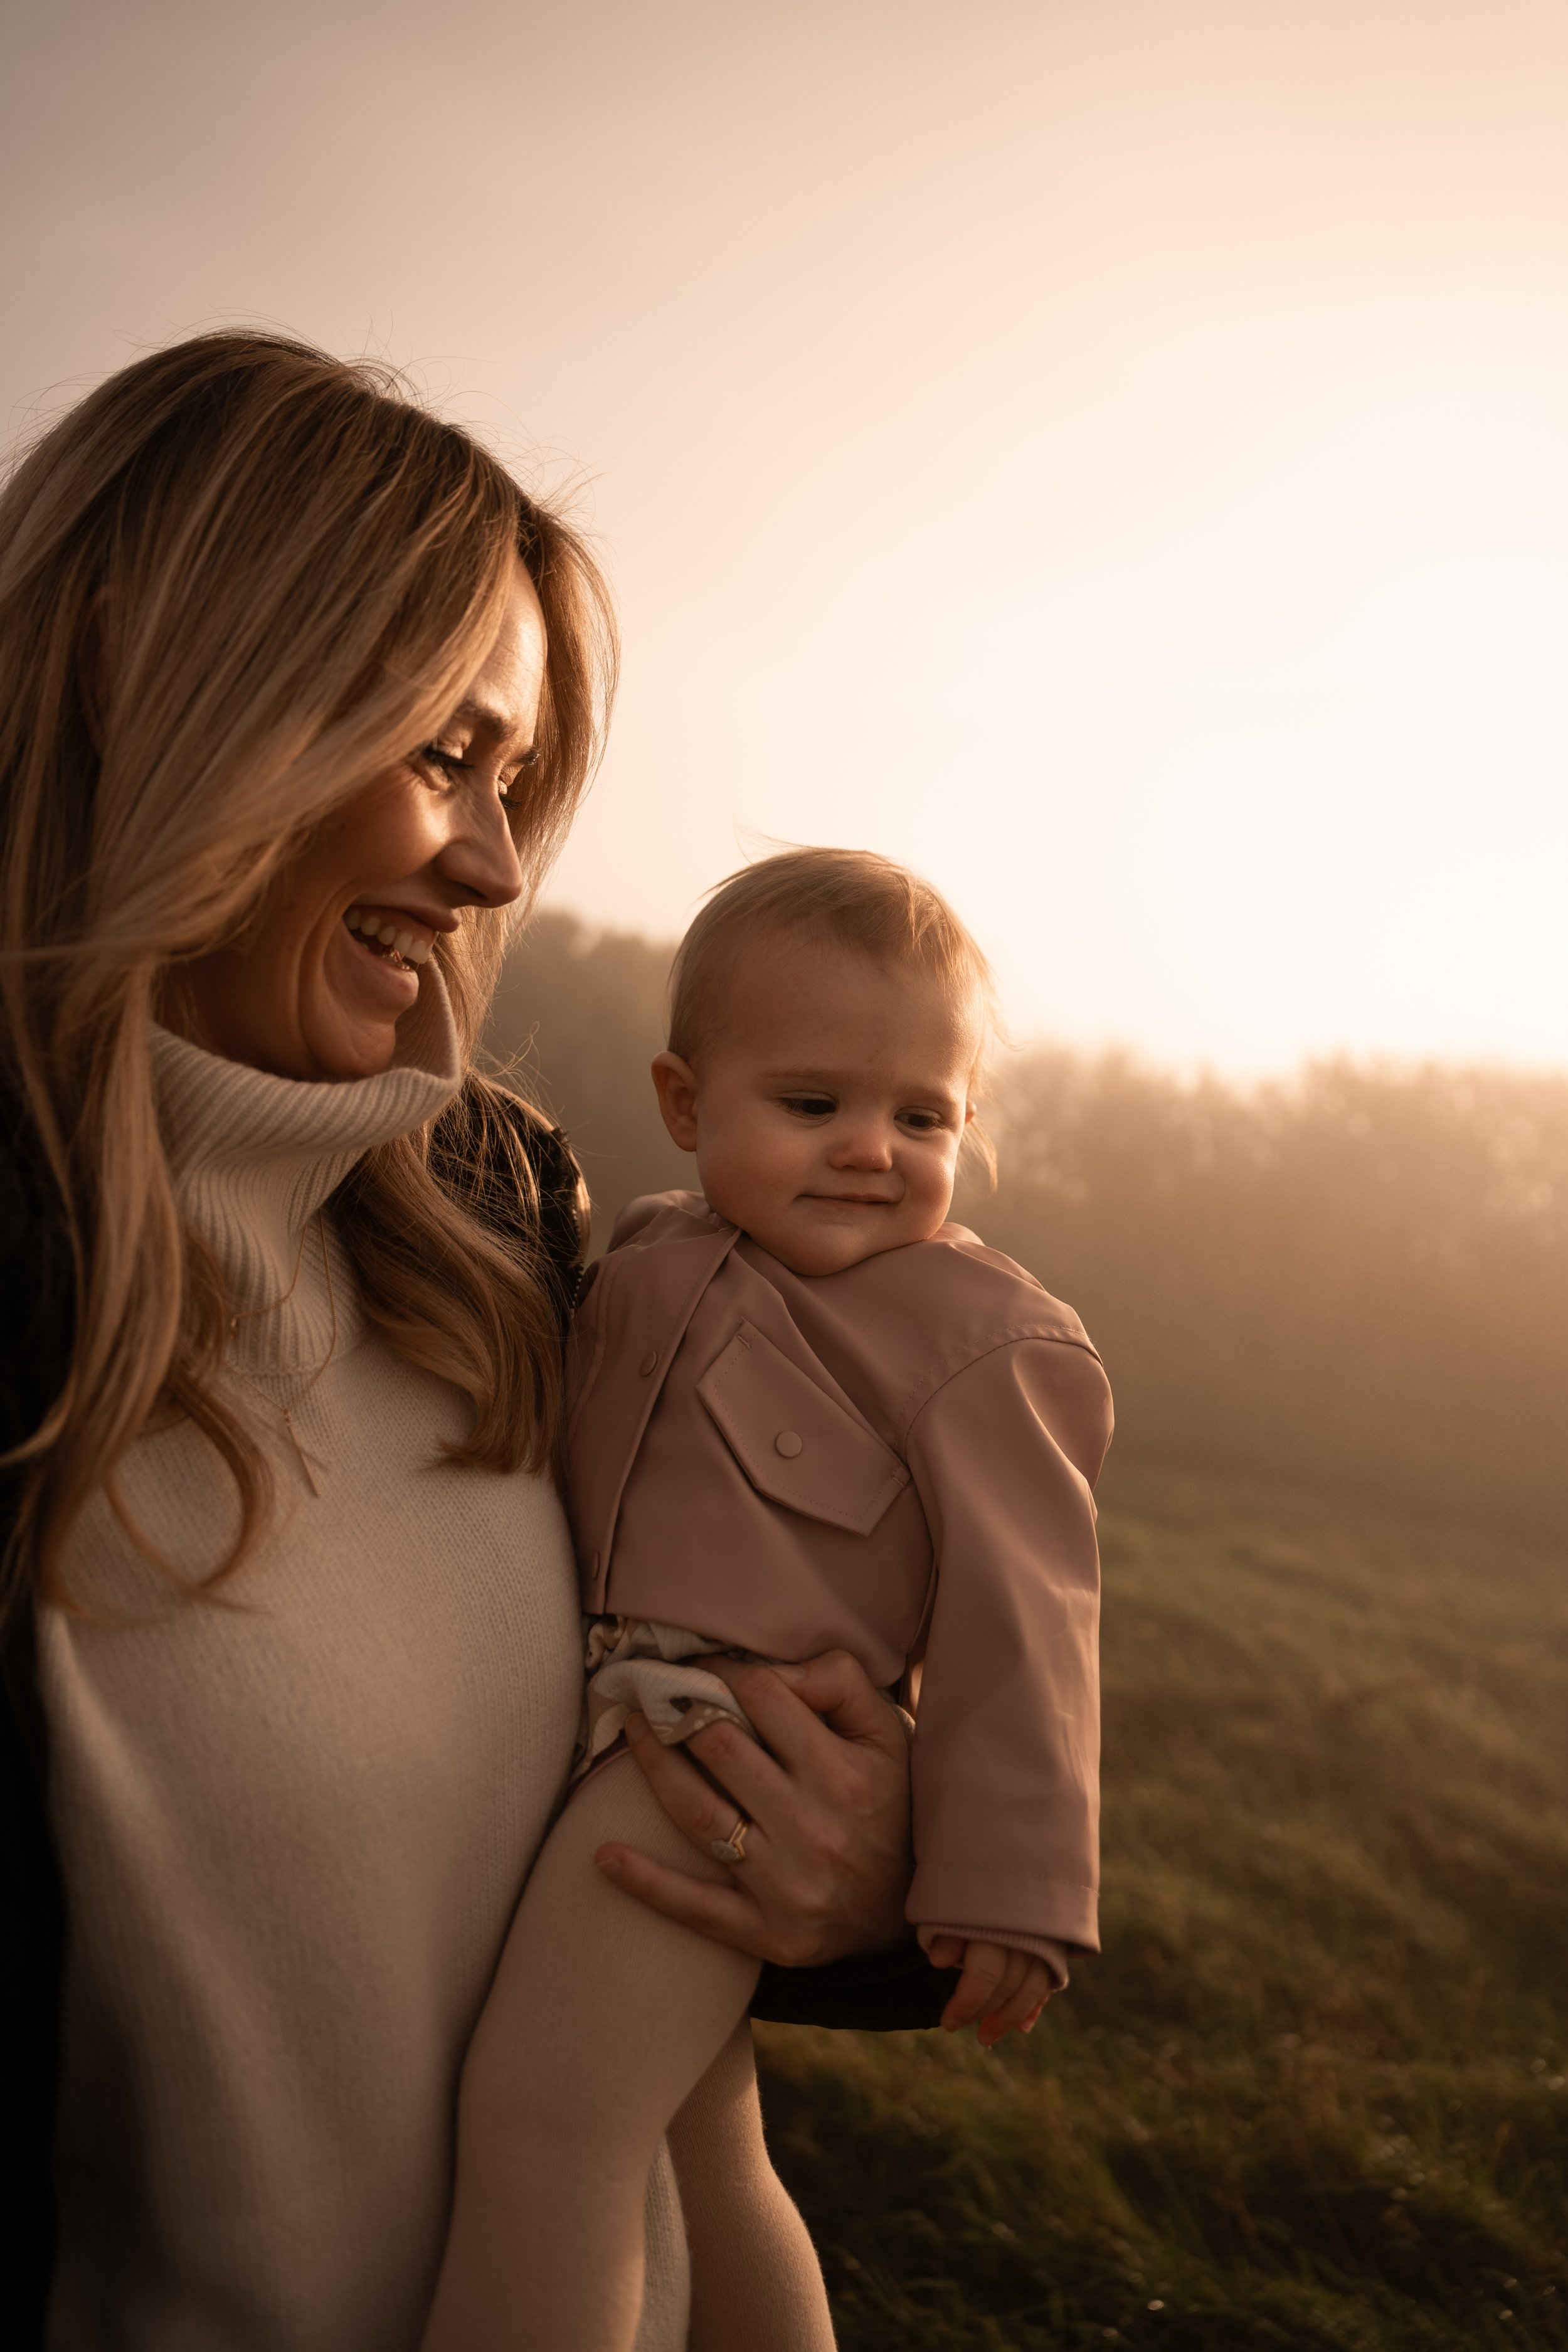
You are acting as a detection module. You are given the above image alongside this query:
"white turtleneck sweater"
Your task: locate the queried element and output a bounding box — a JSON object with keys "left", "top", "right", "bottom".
{"left": 38, "top": 978, "right": 689, "bottom": 2352}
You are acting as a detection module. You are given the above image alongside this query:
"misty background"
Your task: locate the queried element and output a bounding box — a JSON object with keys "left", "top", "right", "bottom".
{"left": 6, "top": 0, "right": 1568, "bottom": 1075}
{"left": 489, "top": 916, "right": 1568, "bottom": 1540}
{"left": 7, "top": 0, "right": 1564, "bottom": 1541}
{"left": 9, "top": 5, "right": 1568, "bottom": 2331}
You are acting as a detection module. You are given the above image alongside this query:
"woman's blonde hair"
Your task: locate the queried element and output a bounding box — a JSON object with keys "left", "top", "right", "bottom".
{"left": 0, "top": 331, "right": 618, "bottom": 1606}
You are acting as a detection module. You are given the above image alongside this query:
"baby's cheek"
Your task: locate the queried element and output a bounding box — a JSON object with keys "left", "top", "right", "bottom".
{"left": 903, "top": 1165, "right": 957, "bottom": 1235}
{"left": 698, "top": 1142, "right": 793, "bottom": 1236}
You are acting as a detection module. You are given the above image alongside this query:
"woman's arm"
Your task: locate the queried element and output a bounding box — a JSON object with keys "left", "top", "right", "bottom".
{"left": 593, "top": 1648, "right": 914, "bottom": 1968}
{"left": 457, "top": 1110, "right": 936, "bottom": 2016}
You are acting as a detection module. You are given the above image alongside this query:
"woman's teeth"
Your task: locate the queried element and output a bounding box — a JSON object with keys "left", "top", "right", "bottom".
{"left": 344, "top": 908, "right": 433, "bottom": 967}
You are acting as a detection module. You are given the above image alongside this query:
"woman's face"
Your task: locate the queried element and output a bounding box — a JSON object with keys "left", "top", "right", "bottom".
{"left": 172, "top": 560, "right": 545, "bottom": 1081}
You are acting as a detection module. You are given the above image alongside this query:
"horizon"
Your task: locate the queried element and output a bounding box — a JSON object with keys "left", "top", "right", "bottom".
{"left": 6, "top": 0, "right": 1567, "bottom": 1077}
{"left": 522, "top": 903, "right": 1568, "bottom": 1091}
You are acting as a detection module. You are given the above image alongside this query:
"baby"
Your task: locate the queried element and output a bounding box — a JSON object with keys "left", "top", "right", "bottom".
{"left": 423, "top": 849, "right": 1111, "bottom": 2352}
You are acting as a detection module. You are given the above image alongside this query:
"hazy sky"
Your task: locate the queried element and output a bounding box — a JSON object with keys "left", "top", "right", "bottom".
{"left": 6, "top": 0, "right": 1567, "bottom": 1071}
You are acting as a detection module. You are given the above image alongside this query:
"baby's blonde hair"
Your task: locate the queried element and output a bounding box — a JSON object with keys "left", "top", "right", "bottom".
{"left": 668, "top": 849, "right": 997, "bottom": 1175}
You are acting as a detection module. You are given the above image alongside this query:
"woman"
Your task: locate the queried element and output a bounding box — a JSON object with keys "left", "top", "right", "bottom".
{"left": 0, "top": 333, "right": 937, "bottom": 2351}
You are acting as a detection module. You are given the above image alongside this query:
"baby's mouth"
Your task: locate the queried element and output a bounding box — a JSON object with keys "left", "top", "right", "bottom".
{"left": 344, "top": 908, "right": 435, "bottom": 970}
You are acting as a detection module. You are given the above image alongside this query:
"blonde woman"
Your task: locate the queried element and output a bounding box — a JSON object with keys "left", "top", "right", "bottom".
{"left": 0, "top": 334, "right": 930, "bottom": 2352}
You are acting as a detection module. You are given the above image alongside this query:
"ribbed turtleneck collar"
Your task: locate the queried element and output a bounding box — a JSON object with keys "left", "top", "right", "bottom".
{"left": 152, "top": 971, "right": 464, "bottom": 1378}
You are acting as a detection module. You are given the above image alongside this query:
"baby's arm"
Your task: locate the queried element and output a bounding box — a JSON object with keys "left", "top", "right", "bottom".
{"left": 904, "top": 1335, "right": 1113, "bottom": 2021}
{"left": 918, "top": 1929, "right": 1059, "bottom": 2045}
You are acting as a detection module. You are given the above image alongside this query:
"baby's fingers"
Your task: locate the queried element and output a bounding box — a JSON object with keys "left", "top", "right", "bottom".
{"left": 977, "top": 1959, "right": 1057, "bottom": 2048}
{"left": 939, "top": 1941, "right": 1010, "bottom": 2033}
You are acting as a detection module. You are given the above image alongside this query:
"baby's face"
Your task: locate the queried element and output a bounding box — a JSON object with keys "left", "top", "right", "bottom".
{"left": 652, "top": 941, "right": 979, "bottom": 1278}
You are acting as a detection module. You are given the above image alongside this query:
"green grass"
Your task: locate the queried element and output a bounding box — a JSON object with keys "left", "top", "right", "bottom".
{"left": 756, "top": 1462, "right": 1568, "bottom": 2349}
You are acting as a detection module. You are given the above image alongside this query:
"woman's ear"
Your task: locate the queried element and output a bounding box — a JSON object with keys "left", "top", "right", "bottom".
{"left": 650, "top": 1051, "right": 701, "bottom": 1152}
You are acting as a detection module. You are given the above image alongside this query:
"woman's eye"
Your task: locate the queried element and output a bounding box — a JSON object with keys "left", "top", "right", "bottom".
{"left": 417, "top": 744, "right": 464, "bottom": 783}
{"left": 497, "top": 753, "right": 541, "bottom": 809}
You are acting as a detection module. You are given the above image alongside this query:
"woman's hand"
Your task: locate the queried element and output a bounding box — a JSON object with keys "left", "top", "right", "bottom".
{"left": 593, "top": 1649, "right": 913, "bottom": 1967}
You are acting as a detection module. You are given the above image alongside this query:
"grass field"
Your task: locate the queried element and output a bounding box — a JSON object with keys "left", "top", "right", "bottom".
{"left": 756, "top": 1463, "right": 1568, "bottom": 2351}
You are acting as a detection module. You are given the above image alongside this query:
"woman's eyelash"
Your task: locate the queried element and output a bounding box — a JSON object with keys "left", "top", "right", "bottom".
{"left": 420, "top": 745, "right": 541, "bottom": 798}
{"left": 497, "top": 753, "right": 541, "bottom": 807}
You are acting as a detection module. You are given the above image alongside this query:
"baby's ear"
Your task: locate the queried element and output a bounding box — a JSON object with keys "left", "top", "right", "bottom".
{"left": 650, "top": 1051, "right": 701, "bottom": 1152}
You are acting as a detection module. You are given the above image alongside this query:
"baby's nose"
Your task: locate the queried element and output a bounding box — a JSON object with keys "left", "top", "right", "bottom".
{"left": 829, "top": 1124, "right": 894, "bottom": 1169}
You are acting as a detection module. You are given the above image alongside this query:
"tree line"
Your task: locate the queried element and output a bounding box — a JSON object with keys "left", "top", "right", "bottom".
{"left": 489, "top": 912, "right": 1568, "bottom": 1539}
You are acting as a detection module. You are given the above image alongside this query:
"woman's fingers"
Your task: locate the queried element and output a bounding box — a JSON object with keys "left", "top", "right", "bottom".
{"left": 694, "top": 1652, "right": 907, "bottom": 1784}
{"left": 751, "top": 1650, "right": 912, "bottom": 1757}
{"left": 684, "top": 1658, "right": 913, "bottom": 1922}
{"left": 593, "top": 1839, "right": 768, "bottom": 1954}
{"left": 613, "top": 1714, "right": 838, "bottom": 1965}
{"left": 617, "top": 1645, "right": 916, "bottom": 1968}
{"left": 625, "top": 1707, "right": 790, "bottom": 1841}
{"left": 596, "top": 1726, "right": 813, "bottom": 1965}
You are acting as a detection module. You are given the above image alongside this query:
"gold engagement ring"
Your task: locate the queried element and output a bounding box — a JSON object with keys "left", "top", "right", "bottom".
{"left": 711, "top": 1814, "right": 750, "bottom": 1865}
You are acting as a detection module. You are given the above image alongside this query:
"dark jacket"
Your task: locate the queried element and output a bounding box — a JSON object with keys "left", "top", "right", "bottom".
{"left": 1, "top": 1081, "right": 948, "bottom": 2343}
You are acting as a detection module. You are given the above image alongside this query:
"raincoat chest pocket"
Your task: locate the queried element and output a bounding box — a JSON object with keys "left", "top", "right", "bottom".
{"left": 697, "top": 1320, "right": 910, "bottom": 1536}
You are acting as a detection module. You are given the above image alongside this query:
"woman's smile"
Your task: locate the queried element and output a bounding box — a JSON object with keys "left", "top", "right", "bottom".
{"left": 343, "top": 905, "right": 445, "bottom": 970}
{"left": 168, "top": 561, "right": 544, "bottom": 1081}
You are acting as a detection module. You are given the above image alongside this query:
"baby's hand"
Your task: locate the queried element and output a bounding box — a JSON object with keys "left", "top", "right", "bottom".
{"left": 920, "top": 1932, "right": 1056, "bottom": 2047}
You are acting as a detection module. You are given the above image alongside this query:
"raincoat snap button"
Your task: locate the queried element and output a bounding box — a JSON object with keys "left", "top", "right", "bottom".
{"left": 639, "top": 1350, "right": 659, "bottom": 1375}
{"left": 775, "top": 1430, "right": 803, "bottom": 1458}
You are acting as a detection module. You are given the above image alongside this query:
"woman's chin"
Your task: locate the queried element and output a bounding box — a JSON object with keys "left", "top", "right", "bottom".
{"left": 303, "top": 942, "right": 420, "bottom": 1078}
{"left": 301, "top": 993, "right": 409, "bottom": 1082}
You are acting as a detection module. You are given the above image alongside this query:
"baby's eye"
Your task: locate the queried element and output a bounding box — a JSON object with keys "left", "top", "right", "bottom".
{"left": 781, "top": 1094, "right": 836, "bottom": 1120}
{"left": 898, "top": 1108, "right": 948, "bottom": 1133}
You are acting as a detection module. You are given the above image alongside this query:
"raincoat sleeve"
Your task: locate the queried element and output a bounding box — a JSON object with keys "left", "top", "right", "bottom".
{"left": 903, "top": 1336, "right": 1112, "bottom": 1954}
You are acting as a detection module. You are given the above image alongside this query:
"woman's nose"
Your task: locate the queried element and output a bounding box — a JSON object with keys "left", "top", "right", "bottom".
{"left": 438, "top": 787, "right": 525, "bottom": 910}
